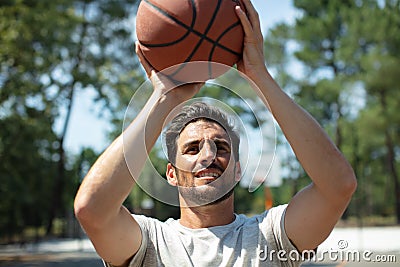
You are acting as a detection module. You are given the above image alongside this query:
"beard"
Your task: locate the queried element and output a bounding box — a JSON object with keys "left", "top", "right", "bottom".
{"left": 175, "top": 166, "right": 238, "bottom": 207}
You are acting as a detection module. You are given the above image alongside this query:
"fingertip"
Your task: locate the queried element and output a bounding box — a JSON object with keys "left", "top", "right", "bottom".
{"left": 135, "top": 41, "right": 141, "bottom": 53}
{"left": 235, "top": 5, "right": 243, "bottom": 14}
{"left": 235, "top": 5, "right": 247, "bottom": 22}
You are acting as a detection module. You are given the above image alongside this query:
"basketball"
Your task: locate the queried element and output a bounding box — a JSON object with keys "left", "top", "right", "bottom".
{"left": 136, "top": 0, "right": 244, "bottom": 81}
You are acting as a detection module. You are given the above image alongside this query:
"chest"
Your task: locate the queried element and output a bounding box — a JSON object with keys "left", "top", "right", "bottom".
{"left": 144, "top": 225, "right": 270, "bottom": 266}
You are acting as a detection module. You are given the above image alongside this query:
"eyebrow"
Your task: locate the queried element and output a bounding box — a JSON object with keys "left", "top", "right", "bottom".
{"left": 213, "top": 139, "right": 231, "bottom": 148}
{"left": 181, "top": 138, "right": 231, "bottom": 151}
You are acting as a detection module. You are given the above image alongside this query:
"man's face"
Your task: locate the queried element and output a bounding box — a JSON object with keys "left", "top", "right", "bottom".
{"left": 166, "top": 120, "right": 241, "bottom": 206}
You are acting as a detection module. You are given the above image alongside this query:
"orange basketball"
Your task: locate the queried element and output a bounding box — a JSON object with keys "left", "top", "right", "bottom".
{"left": 136, "top": 0, "right": 244, "bottom": 81}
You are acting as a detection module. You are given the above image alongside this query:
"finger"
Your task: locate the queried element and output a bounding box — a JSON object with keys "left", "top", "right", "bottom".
{"left": 235, "top": 5, "right": 253, "bottom": 38}
{"left": 236, "top": 0, "right": 264, "bottom": 49}
{"left": 135, "top": 41, "right": 153, "bottom": 78}
{"left": 239, "top": 0, "right": 263, "bottom": 44}
{"left": 240, "top": 0, "right": 260, "bottom": 30}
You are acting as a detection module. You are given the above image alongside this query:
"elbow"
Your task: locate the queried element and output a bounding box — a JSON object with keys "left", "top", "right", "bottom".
{"left": 74, "top": 188, "right": 120, "bottom": 232}
{"left": 74, "top": 192, "right": 103, "bottom": 231}
{"left": 74, "top": 194, "right": 92, "bottom": 227}
{"left": 340, "top": 167, "right": 357, "bottom": 199}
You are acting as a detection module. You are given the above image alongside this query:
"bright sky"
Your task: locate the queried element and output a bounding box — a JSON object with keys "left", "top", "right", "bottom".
{"left": 63, "top": 1, "right": 298, "bottom": 154}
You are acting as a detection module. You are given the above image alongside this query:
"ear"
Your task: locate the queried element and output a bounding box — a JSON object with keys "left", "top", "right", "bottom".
{"left": 235, "top": 161, "right": 241, "bottom": 182}
{"left": 166, "top": 163, "right": 178, "bottom": 186}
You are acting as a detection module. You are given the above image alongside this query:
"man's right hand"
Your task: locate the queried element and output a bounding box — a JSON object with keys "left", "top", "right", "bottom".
{"left": 135, "top": 41, "right": 203, "bottom": 105}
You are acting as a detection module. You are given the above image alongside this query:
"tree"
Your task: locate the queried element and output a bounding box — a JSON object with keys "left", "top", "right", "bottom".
{"left": 0, "top": 112, "right": 58, "bottom": 240}
{"left": 336, "top": 0, "right": 400, "bottom": 223}
{"left": 264, "top": 0, "right": 400, "bottom": 223}
{"left": 0, "top": 0, "right": 142, "bottom": 238}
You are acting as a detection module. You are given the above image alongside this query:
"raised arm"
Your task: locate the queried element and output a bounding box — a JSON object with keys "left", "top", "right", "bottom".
{"left": 235, "top": 0, "right": 357, "bottom": 252}
{"left": 74, "top": 44, "right": 201, "bottom": 266}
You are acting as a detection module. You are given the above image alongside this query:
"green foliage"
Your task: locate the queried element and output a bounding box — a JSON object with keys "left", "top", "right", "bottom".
{"left": 266, "top": 0, "right": 400, "bottom": 223}
{"left": 0, "top": 111, "right": 57, "bottom": 238}
{"left": 0, "top": 0, "right": 141, "bottom": 240}
{"left": 2, "top": 0, "right": 399, "bottom": 240}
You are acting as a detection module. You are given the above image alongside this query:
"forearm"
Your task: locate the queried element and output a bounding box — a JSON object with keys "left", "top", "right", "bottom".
{"left": 74, "top": 90, "right": 175, "bottom": 225}
{"left": 254, "top": 71, "right": 356, "bottom": 197}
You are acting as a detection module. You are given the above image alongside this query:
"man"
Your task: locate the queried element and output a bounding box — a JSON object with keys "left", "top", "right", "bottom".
{"left": 74, "top": 0, "right": 357, "bottom": 266}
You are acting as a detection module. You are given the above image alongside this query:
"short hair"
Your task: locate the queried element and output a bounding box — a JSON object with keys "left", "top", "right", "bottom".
{"left": 164, "top": 102, "right": 240, "bottom": 165}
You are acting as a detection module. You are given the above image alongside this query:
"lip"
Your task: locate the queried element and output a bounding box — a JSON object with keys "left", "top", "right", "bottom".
{"left": 194, "top": 168, "right": 222, "bottom": 179}
{"left": 196, "top": 177, "right": 217, "bottom": 186}
{"left": 196, "top": 176, "right": 217, "bottom": 181}
{"left": 196, "top": 177, "right": 217, "bottom": 185}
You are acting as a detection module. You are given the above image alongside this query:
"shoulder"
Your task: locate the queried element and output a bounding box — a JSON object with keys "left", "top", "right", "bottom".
{"left": 131, "top": 214, "right": 180, "bottom": 238}
{"left": 242, "top": 204, "right": 288, "bottom": 226}
{"left": 255, "top": 204, "right": 288, "bottom": 234}
{"left": 227, "top": 204, "right": 288, "bottom": 231}
{"left": 260, "top": 205, "right": 302, "bottom": 255}
{"left": 121, "top": 215, "right": 179, "bottom": 266}
{"left": 132, "top": 214, "right": 176, "bottom": 228}
{"left": 266, "top": 204, "right": 288, "bottom": 222}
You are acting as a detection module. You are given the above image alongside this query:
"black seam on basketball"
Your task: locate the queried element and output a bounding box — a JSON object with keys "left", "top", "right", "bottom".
{"left": 169, "top": 0, "right": 224, "bottom": 78}
{"left": 207, "top": 21, "right": 241, "bottom": 77}
{"left": 209, "top": 21, "right": 242, "bottom": 62}
{"left": 142, "top": 0, "right": 196, "bottom": 47}
{"left": 159, "top": 0, "right": 199, "bottom": 77}
{"left": 212, "top": 21, "right": 242, "bottom": 56}
{"left": 208, "top": 61, "right": 212, "bottom": 79}
{"left": 142, "top": 0, "right": 240, "bottom": 57}
{"left": 181, "top": 0, "right": 222, "bottom": 63}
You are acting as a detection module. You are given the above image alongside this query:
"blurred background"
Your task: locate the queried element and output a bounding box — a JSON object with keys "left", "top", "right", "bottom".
{"left": 1, "top": 0, "right": 399, "bottom": 266}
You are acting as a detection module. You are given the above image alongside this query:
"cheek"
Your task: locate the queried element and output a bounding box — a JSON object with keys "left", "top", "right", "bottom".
{"left": 218, "top": 154, "right": 232, "bottom": 167}
{"left": 175, "top": 155, "right": 197, "bottom": 173}
{"left": 218, "top": 155, "right": 237, "bottom": 176}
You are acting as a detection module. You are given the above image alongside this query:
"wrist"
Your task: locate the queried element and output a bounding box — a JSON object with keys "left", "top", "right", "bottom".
{"left": 156, "top": 82, "right": 201, "bottom": 107}
{"left": 249, "top": 66, "right": 270, "bottom": 85}
{"left": 147, "top": 89, "right": 183, "bottom": 123}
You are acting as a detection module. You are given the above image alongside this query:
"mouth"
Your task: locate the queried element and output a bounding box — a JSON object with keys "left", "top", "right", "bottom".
{"left": 196, "top": 171, "right": 220, "bottom": 179}
{"left": 194, "top": 165, "right": 223, "bottom": 182}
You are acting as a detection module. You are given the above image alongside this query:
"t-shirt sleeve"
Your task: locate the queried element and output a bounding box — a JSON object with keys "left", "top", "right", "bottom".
{"left": 265, "top": 204, "right": 304, "bottom": 267}
{"left": 102, "top": 215, "right": 149, "bottom": 267}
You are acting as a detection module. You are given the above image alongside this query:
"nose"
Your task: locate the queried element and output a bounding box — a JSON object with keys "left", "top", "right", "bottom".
{"left": 198, "top": 139, "right": 217, "bottom": 167}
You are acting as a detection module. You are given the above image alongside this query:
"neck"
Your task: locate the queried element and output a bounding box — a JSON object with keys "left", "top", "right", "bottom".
{"left": 178, "top": 195, "right": 235, "bottom": 228}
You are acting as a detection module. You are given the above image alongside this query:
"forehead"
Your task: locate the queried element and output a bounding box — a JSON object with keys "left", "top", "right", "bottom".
{"left": 177, "top": 120, "right": 230, "bottom": 144}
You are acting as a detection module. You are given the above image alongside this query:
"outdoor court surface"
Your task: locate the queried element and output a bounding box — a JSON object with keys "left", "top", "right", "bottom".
{"left": 1, "top": 227, "right": 399, "bottom": 267}
{"left": 0, "top": 250, "right": 398, "bottom": 267}
{"left": 0, "top": 251, "right": 102, "bottom": 267}
{"left": 1, "top": 253, "right": 399, "bottom": 267}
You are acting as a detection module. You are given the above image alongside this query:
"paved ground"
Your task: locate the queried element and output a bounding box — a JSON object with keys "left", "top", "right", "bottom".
{"left": 0, "top": 251, "right": 103, "bottom": 267}
{"left": 0, "top": 239, "right": 103, "bottom": 267}
{"left": 0, "top": 227, "right": 399, "bottom": 266}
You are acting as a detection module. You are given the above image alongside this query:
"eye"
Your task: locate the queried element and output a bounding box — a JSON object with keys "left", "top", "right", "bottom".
{"left": 185, "top": 145, "right": 199, "bottom": 154}
{"left": 217, "top": 143, "right": 231, "bottom": 154}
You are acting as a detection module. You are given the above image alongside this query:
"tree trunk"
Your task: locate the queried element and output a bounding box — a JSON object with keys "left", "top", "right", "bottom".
{"left": 45, "top": 2, "right": 89, "bottom": 235}
{"left": 46, "top": 87, "right": 75, "bottom": 235}
{"left": 385, "top": 130, "right": 400, "bottom": 224}
{"left": 379, "top": 90, "right": 400, "bottom": 224}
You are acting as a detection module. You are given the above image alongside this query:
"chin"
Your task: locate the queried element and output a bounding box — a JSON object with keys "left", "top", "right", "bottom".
{"left": 179, "top": 186, "right": 235, "bottom": 207}
{"left": 206, "top": 188, "right": 234, "bottom": 206}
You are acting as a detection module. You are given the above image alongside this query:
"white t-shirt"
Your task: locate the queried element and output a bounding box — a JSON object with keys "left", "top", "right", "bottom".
{"left": 104, "top": 204, "right": 302, "bottom": 267}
